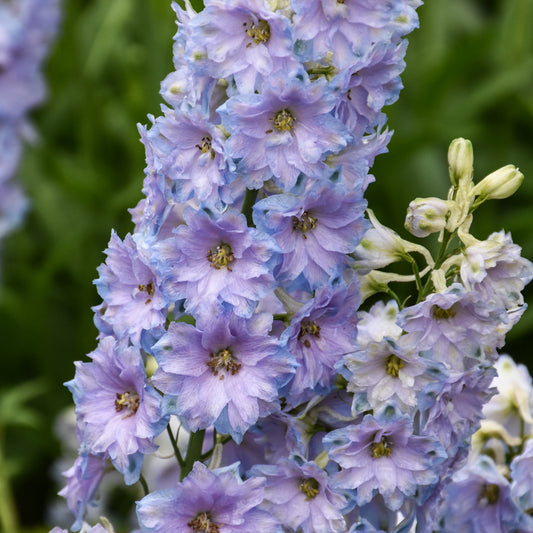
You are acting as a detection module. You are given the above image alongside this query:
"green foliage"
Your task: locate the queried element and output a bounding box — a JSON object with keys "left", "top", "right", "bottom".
{"left": 0, "top": 0, "right": 531, "bottom": 529}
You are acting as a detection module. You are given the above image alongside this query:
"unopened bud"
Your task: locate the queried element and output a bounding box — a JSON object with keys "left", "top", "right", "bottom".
{"left": 471, "top": 164, "right": 524, "bottom": 201}
{"left": 448, "top": 138, "right": 473, "bottom": 187}
{"left": 405, "top": 197, "right": 453, "bottom": 238}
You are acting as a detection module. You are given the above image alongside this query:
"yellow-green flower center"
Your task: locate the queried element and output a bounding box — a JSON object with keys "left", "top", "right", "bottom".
{"left": 138, "top": 281, "right": 155, "bottom": 305}
{"left": 196, "top": 136, "right": 215, "bottom": 160}
{"left": 272, "top": 108, "right": 296, "bottom": 132}
{"left": 480, "top": 483, "right": 500, "bottom": 505}
{"left": 207, "top": 243, "right": 235, "bottom": 271}
{"left": 292, "top": 211, "right": 317, "bottom": 239}
{"left": 115, "top": 391, "right": 140, "bottom": 418}
{"left": 385, "top": 354, "right": 405, "bottom": 378}
{"left": 371, "top": 436, "right": 392, "bottom": 458}
{"left": 298, "top": 319, "right": 321, "bottom": 348}
{"left": 432, "top": 304, "right": 457, "bottom": 320}
{"left": 188, "top": 511, "right": 220, "bottom": 532}
{"left": 207, "top": 348, "right": 241, "bottom": 380}
{"left": 299, "top": 477, "right": 320, "bottom": 500}
{"left": 244, "top": 18, "right": 271, "bottom": 45}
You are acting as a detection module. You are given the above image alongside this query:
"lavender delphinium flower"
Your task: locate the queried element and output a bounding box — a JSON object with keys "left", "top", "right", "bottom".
{"left": 339, "top": 334, "right": 440, "bottom": 415}
{"left": 220, "top": 73, "right": 350, "bottom": 190}
{"left": 324, "top": 407, "right": 446, "bottom": 511}
{"left": 251, "top": 456, "right": 349, "bottom": 533}
{"left": 439, "top": 455, "right": 521, "bottom": 533}
{"left": 281, "top": 281, "right": 360, "bottom": 407}
{"left": 58, "top": 454, "right": 107, "bottom": 531}
{"left": 291, "top": 0, "right": 420, "bottom": 69}
{"left": 332, "top": 40, "right": 410, "bottom": 140}
{"left": 398, "top": 283, "right": 508, "bottom": 370}
{"left": 186, "top": 0, "right": 299, "bottom": 93}
{"left": 253, "top": 182, "right": 368, "bottom": 289}
{"left": 153, "top": 207, "right": 278, "bottom": 318}
{"left": 93, "top": 231, "right": 168, "bottom": 346}
{"left": 66, "top": 336, "right": 168, "bottom": 485}
{"left": 418, "top": 363, "right": 497, "bottom": 457}
{"left": 136, "top": 461, "right": 279, "bottom": 532}
{"left": 151, "top": 311, "right": 295, "bottom": 442}
{"left": 139, "top": 106, "right": 235, "bottom": 207}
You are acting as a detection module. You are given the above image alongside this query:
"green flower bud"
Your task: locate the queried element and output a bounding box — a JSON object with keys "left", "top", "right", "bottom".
{"left": 448, "top": 138, "right": 473, "bottom": 187}
{"left": 471, "top": 164, "right": 524, "bottom": 201}
{"left": 405, "top": 197, "right": 454, "bottom": 238}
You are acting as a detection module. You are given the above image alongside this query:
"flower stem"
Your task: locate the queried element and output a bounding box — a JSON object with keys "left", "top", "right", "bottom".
{"left": 167, "top": 424, "right": 185, "bottom": 468}
{"left": 139, "top": 474, "right": 150, "bottom": 496}
{"left": 241, "top": 188, "right": 258, "bottom": 227}
{"left": 181, "top": 429, "right": 206, "bottom": 480}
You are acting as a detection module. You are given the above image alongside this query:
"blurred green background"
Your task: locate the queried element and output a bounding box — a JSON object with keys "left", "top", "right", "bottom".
{"left": 0, "top": 0, "right": 532, "bottom": 530}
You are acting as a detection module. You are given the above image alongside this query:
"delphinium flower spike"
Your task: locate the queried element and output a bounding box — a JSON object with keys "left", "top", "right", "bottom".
{"left": 53, "top": 1, "right": 533, "bottom": 532}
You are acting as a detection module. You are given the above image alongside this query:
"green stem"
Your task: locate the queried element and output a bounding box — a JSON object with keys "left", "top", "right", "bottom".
{"left": 241, "top": 188, "right": 258, "bottom": 227}
{"left": 406, "top": 255, "right": 424, "bottom": 298}
{"left": 139, "top": 474, "right": 150, "bottom": 496}
{"left": 384, "top": 287, "right": 402, "bottom": 309}
{"left": 418, "top": 229, "right": 456, "bottom": 301}
{"left": 181, "top": 429, "right": 206, "bottom": 480}
{"left": 433, "top": 230, "right": 454, "bottom": 270}
{"left": 167, "top": 424, "right": 185, "bottom": 468}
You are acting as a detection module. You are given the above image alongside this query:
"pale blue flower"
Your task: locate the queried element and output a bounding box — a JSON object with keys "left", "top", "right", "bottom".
{"left": 324, "top": 408, "right": 446, "bottom": 510}
{"left": 66, "top": 336, "right": 168, "bottom": 484}
{"left": 151, "top": 311, "right": 295, "bottom": 442}
{"left": 136, "top": 461, "right": 280, "bottom": 532}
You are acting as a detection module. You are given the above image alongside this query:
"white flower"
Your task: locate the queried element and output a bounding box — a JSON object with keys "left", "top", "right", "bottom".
{"left": 482, "top": 354, "right": 533, "bottom": 438}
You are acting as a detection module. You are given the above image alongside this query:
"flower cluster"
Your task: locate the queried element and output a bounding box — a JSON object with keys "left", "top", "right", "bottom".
{"left": 0, "top": 0, "right": 60, "bottom": 249}
{"left": 53, "top": 1, "right": 533, "bottom": 533}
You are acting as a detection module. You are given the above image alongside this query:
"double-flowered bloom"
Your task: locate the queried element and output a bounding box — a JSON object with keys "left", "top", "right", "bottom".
{"left": 154, "top": 208, "right": 278, "bottom": 318}
{"left": 66, "top": 336, "right": 168, "bottom": 485}
{"left": 137, "top": 461, "right": 278, "bottom": 532}
{"left": 151, "top": 311, "right": 295, "bottom": 442}
{"left": 324, "top": 409, "right": 446, "bottom": 511}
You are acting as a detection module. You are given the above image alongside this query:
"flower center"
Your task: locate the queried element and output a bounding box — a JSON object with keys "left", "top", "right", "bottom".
{"left": 271, "top": 108, "right": 295, "bottom": 132}
{"left": 207, "top": 243, "right": 235, "bottom": 271}
{"left": 207, "top": 348, "right": 241, "bottom": 380}
{"left": 188, "top": 511, "right": 220, "bottom": 533}
{"left": 115, "top": 391, "right": 140, "bottom": 418}
{"left": 385, "top": 354, "right": 405, "bottom": 378}
{"left": 299, "top": 477, "right": 320, "bottom": 500}
{"left": 298, "top": 319, "right": 321, "bottom": 348}
{"left": 138, "top": 281, "right": 155, "bottom": 305}
{"left": 432, "top": 304, "right": 456, "bottom": 320}
{"left": 371, "top": 436, "right": 392, "bottom": 458}
{"left": 196, "top": 136, "right": 215, "bottom": 160}
{"left": 244, "top": 18, "right": 270, "bottom": 46}
{"left": 292, "top": 211, "right": 317, "bottom": 239}
{"left": 480, "top": 483, "right": 500, "bottom": 505}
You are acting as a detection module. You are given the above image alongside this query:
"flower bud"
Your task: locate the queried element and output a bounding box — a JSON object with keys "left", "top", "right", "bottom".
{"left": 354, "top": 210, "right": 434, "bottom": 270}
{"left": 471, "top": 164, "right": 524, "bottom": 201}
{"left": 448, "top": 138, "right": 473, "bottom": 187}
{"left": 405, "top": 197, "right": 453, "bottom": 238}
